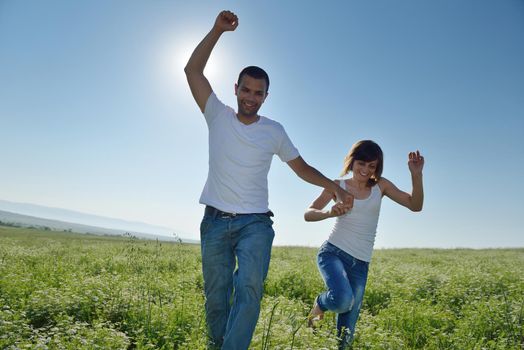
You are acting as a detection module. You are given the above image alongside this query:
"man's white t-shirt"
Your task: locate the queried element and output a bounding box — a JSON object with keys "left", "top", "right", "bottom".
{"left": 199, "top": 92, "right": 300, "bottom": 214}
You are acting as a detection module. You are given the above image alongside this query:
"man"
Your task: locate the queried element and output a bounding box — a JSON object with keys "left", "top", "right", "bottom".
{"left": 184, "top": 10, "right": 353, "bottom": 350}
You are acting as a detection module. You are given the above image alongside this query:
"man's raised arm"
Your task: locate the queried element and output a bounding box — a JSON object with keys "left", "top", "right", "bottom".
{"left": 184, "top": 10, "right": 238, "bottom": 112}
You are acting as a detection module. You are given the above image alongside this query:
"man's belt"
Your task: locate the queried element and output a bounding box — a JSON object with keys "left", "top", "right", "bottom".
{"left": 205, "top": 206, "right": 274, "bottom": 218}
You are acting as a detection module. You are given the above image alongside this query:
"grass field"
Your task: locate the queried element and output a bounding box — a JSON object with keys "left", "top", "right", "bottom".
{"left": 0, "top": 225, "right": 522, "bottom": 349}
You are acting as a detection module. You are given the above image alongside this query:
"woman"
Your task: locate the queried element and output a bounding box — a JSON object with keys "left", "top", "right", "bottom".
{"left": 305, "top": 140, "right": 424, "bottom": 348}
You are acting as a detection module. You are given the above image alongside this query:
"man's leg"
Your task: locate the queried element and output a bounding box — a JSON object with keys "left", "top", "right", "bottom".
{"left": 222, "top": 214, "right": 275, "bottom": 350}
{"left": 200, "top": 215, "right": 235, "bottom": 347}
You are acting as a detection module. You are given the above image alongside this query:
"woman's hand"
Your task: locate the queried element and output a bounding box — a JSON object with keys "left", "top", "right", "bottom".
{"left": 408, "top": 150, "right": 424, "bottom": 175}
{"left": 328, "top": 201, "right": 351, "bottom": 217}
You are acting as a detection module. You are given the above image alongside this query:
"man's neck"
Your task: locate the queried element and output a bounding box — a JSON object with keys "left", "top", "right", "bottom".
{"left": 236, "top": 113, "right": 260, "bottom": 125}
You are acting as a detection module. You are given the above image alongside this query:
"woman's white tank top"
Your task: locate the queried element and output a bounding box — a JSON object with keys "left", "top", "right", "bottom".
{"left": 327, "top": 179, "right": 382, "bottom": 262}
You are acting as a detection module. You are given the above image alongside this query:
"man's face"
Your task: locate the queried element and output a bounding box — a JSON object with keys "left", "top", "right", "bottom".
{"left": 235, "top": 75, "right": 268, "bottom": 118}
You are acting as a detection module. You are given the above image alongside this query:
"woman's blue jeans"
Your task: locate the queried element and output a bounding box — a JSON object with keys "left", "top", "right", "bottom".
{"left": 200, "top": 209, "right": 275, "bottom": 350}
{"left": 316, "top": 241, "right": 369, "bottom": 345}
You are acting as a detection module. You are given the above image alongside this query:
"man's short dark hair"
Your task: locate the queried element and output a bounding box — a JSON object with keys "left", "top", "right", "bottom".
{"left": 237, "top": 66, "right": 270, "bottom": 93}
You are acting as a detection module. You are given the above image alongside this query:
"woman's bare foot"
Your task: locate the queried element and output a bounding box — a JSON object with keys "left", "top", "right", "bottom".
{"left": 307, "top": 299, "right": 324, "bottom": 328}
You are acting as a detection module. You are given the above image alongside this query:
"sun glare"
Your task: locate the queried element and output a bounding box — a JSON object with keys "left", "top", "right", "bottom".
{"left": 172, "top": 40, "right": 222, "bottom": 82}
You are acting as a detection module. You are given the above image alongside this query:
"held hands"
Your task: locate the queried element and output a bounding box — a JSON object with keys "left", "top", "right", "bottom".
{"left": 333, "top": 187, "right": 354, "bottom": 216}
{"left": 408, "top": 150, "right": 425, "bottom": 175}
{"left": 303, "top": 184, "right": 353, "bottom": 222}
{"left": 328, "top": 201, "right": 351, "bottom": 218}
{"left": 214, "top": 10, "right": 238, "bottom": 33}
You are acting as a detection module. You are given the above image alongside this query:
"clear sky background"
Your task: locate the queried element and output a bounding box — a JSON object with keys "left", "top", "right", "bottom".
{"left": 1, "top": 0, "right": 523, "bottom": 248}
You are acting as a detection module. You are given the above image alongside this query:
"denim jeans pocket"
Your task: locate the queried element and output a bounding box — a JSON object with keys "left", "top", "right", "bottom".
{"left": 200, "top": 216, "right": 213, "bottom": 237}
{"left": 254, "top": 213, "right": 274, "bottom": 226}
{"left": 319, "top": 241, "right": 338, "bottom": 256}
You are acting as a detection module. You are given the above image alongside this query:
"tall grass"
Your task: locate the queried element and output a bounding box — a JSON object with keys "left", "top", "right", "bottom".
{"left": 1, "top": 225, "right": 522, "bottom": 349}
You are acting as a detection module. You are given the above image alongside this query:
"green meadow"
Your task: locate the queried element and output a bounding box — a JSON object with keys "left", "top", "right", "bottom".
{"left": 0, "top": 225, "right": 522, "bottom": 349}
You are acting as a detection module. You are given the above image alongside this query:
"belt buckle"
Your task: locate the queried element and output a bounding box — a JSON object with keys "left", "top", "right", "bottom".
{"left": 220, "top": 211, "right": 236, "bottom": 219}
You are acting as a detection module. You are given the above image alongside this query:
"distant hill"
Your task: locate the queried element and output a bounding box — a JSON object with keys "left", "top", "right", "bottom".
{"left": 0, "top": 200, "right": 198, "bottom": 244}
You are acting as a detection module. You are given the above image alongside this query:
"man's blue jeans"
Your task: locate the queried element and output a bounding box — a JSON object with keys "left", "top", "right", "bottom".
{"left": 200, "top": 208, "right": 275, "bottom": 350}
{"left": 316, "top": 241, "right": 369, "bottom": 346}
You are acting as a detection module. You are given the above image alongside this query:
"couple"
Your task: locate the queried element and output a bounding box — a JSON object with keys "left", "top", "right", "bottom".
{"left": 184, "top": 10, "right": 424, "bottom": 350}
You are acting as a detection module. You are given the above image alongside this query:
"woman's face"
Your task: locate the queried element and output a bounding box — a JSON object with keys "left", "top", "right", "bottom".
{"left": 352, "top": 159, "right": 378, "bottom": 181}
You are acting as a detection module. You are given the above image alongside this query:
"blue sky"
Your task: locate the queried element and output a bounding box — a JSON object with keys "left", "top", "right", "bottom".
{"left": 1, "top": 0, "right": 523, "bottom": 248}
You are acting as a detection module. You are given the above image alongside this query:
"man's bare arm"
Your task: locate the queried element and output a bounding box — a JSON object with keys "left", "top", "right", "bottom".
{"left": 184, "top": 10, "right": 238, "bottom": 112}
{"left": 287, "top": 156, "right": 354, "bottom": 208}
